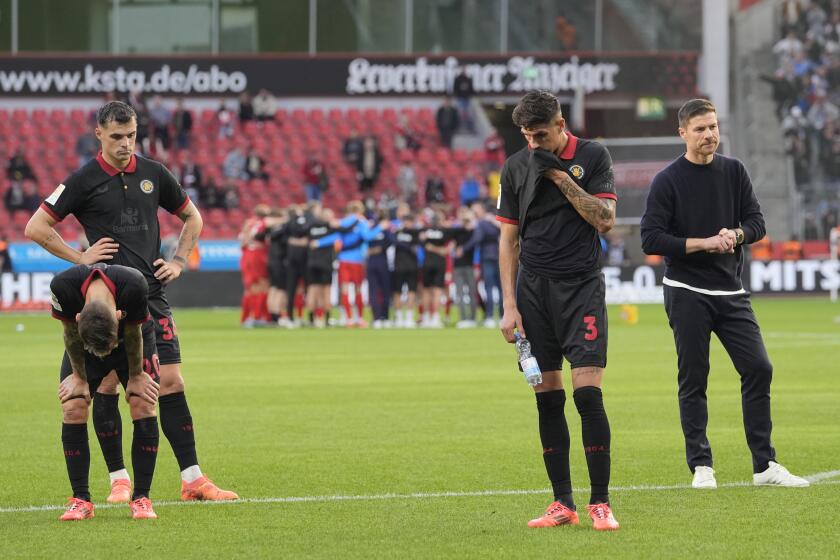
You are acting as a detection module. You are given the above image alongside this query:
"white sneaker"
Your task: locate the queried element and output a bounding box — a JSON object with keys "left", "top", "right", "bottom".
{"left": 483, "top": 318, "right": 496, "bottom": 328}
{"left": 753, "top": 461, "right": 810, "bottom": 487}
{"left": 373, "top": 320, "right": 383, "bottom": 329}
{"left": 692, "top": 466, "right": 717, "bottom": 489}
{"left": 456, "top": 320, "right": 477, "bottom": 328}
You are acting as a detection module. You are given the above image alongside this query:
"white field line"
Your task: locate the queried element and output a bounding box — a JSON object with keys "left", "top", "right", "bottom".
{"left": 1, "top": 470, "right": 839, "bottom": 515}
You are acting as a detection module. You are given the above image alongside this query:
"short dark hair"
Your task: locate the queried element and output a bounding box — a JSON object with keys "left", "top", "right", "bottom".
{"left": 78, "top": 300, "right": 118, "bottom": 358}
{"left": 678, "top": 98, "right": 716, "bottom": 128}
{"left": 97, "top": 101, "right": 137, "bottom": 127}
{"left": 512, "top": 90, "right": 562, "bottom": 128}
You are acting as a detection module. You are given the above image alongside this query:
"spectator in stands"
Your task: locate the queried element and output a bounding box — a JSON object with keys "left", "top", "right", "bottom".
{"left": 253, "top": 89, "right": 277, "bottom": 122}
{"left": 172, "top": 99, "right": 193, "bottom": 150}
{"left": 394, "top": 114, "right": 422, "bottom": 152}
{"left": 148, "top": 95, "right": 172, "bottom": 152}
{"left": 178, "top": 152, "right": 203, "bottom": 203}
{"left": 221, "top": 183, "right": 240, "bottom": 210}
{"left": 484, "top": 128, "right": 506, "bottom": 168}
{"left": 356, "top": 136, "right": 383, "bottom": 195}
{"left": 4, "top": 181, "right": 27, "bottom": 214}
{"left": 199, "top": 176, "right": 222, "bottom": 209}
{"left": 396, "top": 157, "right": 418, "bottom": 208}
{"left": 425, "top": 172, "right": 446, "bottom": 206}
{"left": 20, "top": 179, "right": 39, "bottom": 214}
{"left": 807, "top": 89, "right": 839, "bottom": 137}
{"left": 238, "top": 91, "right": 255, "bottom": 124}
{"left": 452, "top": 68, "right": 475, "bottom": 132}
{"left": 217, "top": 101, "right": 235, "bottom": 139}
{"left": 75, "top": 129, "right": 99, "bottom": 168}
{"left": 6, "top": 149, "right": 35, "bottom": 183}
{"left": 773, "top": 30, "right": 804, "bottom": 66}
{"left": 302, "top": 158, "right": 327, "bottom": 202}
{"left": 486, "top": 167, "right": 501, "bottom": 205}
{"left": 223, "top": 146, "right": 248, "bottom": 181}
{"left": 435, "top": 97, "right": 459, "bottom": 148}
{"left": 459, "top": 169, "right": 481, "bottom": 207}
{"left": 760, "top": 69, "right": 800, "bottom": 121}
{"left": 246, "top": 147, "right": 269, "bottom": 180}
{"left": 126, "top": 90, "right": 150, "bottom": 150}
{"left": 342, "top": 129, "right": 364, "bottom": 167}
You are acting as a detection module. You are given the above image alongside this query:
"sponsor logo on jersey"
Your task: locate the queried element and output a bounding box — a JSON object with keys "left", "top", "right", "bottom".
{"left": 140, "top": 180, "right": 154, "bottom": 194}
{"left": 45, "top": 184, "right": 65, "bottom": 205}
{"left": 113, "top": 207, "right": 149, "bottom": 233}
{"left": 569, "top": 165, "right": 585, "bottom": 179}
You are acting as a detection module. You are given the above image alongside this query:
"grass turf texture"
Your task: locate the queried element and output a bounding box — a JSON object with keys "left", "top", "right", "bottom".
{"left": 0, "top": 298, "right": 838, "bottom": 559}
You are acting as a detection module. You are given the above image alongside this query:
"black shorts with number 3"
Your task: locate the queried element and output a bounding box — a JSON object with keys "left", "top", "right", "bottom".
{"left": 149, "top": 293, "right": 182, "bottom": 365}
{"left": 516, "top": 267, "right": 608, "bottom": 371}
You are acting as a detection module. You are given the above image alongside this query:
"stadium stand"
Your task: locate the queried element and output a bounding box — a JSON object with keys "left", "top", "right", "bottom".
{"left": 0, "top": 103, "right": 488, "bottom": 240}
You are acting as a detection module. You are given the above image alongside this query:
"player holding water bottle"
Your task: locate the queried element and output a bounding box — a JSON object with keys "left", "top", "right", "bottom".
{"left": 497, "top": 91, "right": 619, "bottom": 531}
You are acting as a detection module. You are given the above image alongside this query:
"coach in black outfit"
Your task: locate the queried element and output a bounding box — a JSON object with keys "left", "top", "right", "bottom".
{"left": 641, "top": 98, "right": 809, "bottom": 489}
{"left": 497, "top": 91, "right": 619, "bottom": 531}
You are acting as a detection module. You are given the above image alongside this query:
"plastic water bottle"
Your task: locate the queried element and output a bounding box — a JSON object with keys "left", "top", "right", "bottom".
{"left": 514, "top": 332, "right": 542, "bottom": 387}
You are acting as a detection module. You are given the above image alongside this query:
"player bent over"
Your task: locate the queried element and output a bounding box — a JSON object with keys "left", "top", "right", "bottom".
{"left": 51, "top": 263, "right": 160, "bottom": 520}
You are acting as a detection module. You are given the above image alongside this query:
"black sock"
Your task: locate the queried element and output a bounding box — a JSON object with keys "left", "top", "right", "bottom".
{"left": 574, "top": 387, "right": 611, "bottom": 504}
{"left": 92, "top": 393, "right": 125, "bottom": 474}
{"left": 131, "top": 417, "right": 159, "bottom": 500}
{"left": 535, "top": 390, "right": 574, "bottom": 510}
{"left": 158, "top": 392, "right": 198, "bottom": 471}
{"left": 62, "top": 423, "right": 91, "bottom": 502}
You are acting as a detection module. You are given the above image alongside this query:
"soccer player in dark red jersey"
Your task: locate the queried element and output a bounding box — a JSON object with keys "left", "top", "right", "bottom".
{"left": 239, "top": 204, "right": 271, "bottom": 327}
{"left": 497, "top": 91, "right": 619, "bottom": 531}
{"left": 26, "top": 101, "right": 238, "bottom": 502}
{"left": 50, "top": 263, "right": 160, "bottom": 520}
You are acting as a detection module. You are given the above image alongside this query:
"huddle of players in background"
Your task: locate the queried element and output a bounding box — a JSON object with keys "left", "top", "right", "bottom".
{"left": 238, "top": 199, "right": 502, "bottom": 329}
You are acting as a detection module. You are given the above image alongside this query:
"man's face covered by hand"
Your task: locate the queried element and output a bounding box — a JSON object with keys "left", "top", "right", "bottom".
{"left": 520, "top": 113, "right": 566, "bottom": 155}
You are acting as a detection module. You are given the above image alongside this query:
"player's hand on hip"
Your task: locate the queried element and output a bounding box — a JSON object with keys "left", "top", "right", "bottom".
{"left": 79, "top": 237, "right": 119, "bottom": 265}
{"left": 58, "top": 373, "right": 90, "bottom": 404}
{"left": 153, "top": 258, "right": 183, "bottom": 284}
{"left": 126, "top": 373, "right": 160, "bottom": 405}
{"left": 500, "top": 306, "right": 525, "bottom": 343}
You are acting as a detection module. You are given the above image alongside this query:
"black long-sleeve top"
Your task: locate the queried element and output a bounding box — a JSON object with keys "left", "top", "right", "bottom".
{"left": 640, "top": 155, "right": 766, "bottom": 292}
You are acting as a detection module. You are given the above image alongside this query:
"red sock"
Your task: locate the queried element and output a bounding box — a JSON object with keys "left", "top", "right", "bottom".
{"left": 240, "top": 293, "right": 252, "bottom": 323}
{"left": 294, "top": 292, "right": 305, "bottom": 319}
{"left": 355, "top": 288, "right": 364, "bottom": 318}
{"left": 257, "top": 293, "right": 269, "bottom": 320}
{"left": 315, "top": 308, "right": 324, "bottom": 319}
{"left": 342, "top": 293, "right": 352, "bottom": 318}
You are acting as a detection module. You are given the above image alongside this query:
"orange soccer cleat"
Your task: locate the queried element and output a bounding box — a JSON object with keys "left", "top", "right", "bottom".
{"left": 59, "top": 497, "right": 95, "bottom": 521}
{"left": 587, "top": 503, "right": 620, "bottom": 531}
{"left": 107, "top": 479, "right": 132, "bottom": 503}
{"left": 129, "top": 497, "right": 157, "bottom": 519}
{"left": 527, "top": 501, "right": 580, "bottom": 528}
{"left": 180, "top": 476, "right": 239, "bottom": 501}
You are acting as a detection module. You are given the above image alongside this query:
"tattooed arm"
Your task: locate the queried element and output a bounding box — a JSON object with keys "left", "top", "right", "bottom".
{"left": 544, "top": 169, "right": 616, "bottom": 234}
{"left": 153, "top": 200, "right": 203, "bottom": 284}
{"left": 25, "top": 208, "right": 119, "bottom": 265}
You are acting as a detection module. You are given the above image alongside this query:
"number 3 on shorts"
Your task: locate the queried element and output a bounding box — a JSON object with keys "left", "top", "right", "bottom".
{"left": 583, "top": 315, "right": 598, "bottom": 341}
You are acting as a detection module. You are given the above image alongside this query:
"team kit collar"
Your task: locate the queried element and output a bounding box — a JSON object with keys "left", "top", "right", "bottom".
{"left": 96, "top": 151, "right": 137, "bottom": 176}
{"left": 558, "top": 131, "right": 578, "bottom": 160}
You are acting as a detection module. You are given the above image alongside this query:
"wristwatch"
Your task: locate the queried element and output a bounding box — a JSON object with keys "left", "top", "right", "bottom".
{"left": 735, "top": 229, "right": 745, "bottom": 245}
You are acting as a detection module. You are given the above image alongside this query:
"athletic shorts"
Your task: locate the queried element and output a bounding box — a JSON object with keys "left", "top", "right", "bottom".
{"left": 268, "top": 261, "right": 287, "bottom": 289}
{"left": 516, "top": 267, "right": 608, "bottom": 371}
{"left": 422, "top": 260, "right": 446, "bottom": 289}
{"left": 391, "top": 267, "right": 419, "bottom": 293}
{"left": 307, "top": 266, "right": 333, "bottom": 286}
{"left": 60, "top": 320, "right": 161, "bottom": 394}
{"left": 242, "top": 250, "right": 268, "bottom": 286}
{"left": 338, "top": 262, "right": 365, "bottom": 285}
{"left": 148, "top": 292, "right": 181, "bottom": 365}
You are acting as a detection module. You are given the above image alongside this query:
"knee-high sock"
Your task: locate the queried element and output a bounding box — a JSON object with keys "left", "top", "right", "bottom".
{"left": 574, "top": 387, "right": 611, "bottom": 504}
{"left": 92, "top": 393, "right": 125, "bottom": 474}
{"left": 158, "top": 392, "right": 198, "bottom": 471}
{"left": 240, "top": 293, "right": 252, "bottom": 323}
{"left": 536, "top": 390, "right": 573, "bottom": 509}
{"left": 131, "top": 417, "right": 159, "bottom": 500}
{"left": 355, "top": 288, "right": 364, "bottom": 319}
{"left": 342, "top": 293, "right": 353, "bottom": 319}
{"left": 62, "top": 423, "right": 91, "bottom": 502}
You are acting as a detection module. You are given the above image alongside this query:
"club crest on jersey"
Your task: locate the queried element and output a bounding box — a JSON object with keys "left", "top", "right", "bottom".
{"left": 569, "top": 165, "right": 585, "bottom": 179}
{"left": 140, "top": 180, "right": 154, "bottom": 194}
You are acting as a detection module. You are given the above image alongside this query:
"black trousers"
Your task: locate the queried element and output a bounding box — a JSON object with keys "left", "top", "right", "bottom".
{"left": 664, "top": 286, "right": 776, "bottom": 474}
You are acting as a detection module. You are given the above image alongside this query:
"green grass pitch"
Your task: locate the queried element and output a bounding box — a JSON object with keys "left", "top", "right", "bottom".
{"left": 0, "top": 298, "right": 838, "bottom": 558}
